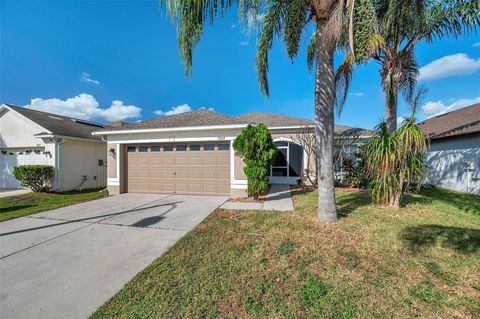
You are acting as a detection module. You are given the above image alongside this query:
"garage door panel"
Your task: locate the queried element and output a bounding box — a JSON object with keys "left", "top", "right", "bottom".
{"left": 149, "top": 158, "right": 163, "bottom": 165}
{"left": 216, "top": 157, "right": 229, "bottom": 165}
{"left": 137, "top": 158, "right": 149, "bottom": 165}
{"left": 162, "top": 157, "right": 175, "bottom": 165}
{"left": 189, "top": 156, "right": 202, "bottom": 165}
{"left": 127, "top": 143, "right": 230, "bottom": 195}
{"left": 189, "top": 169, "right": 203, "bottom": 179}
{"left": 217, "top": 170, "right": 230, "bottom": 179}
{"left": 203, "top": 157, "right": 217, "bottom": 166}
{"left": 150, "top": 169, "right": 162, "bottom": 178}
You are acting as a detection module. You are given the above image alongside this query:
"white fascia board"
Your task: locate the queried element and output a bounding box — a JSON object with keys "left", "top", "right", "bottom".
{"left": 92, "top": 124, "right": 248, "bottom": 136}
{"left": 110, "top": 136, "right": 238, "bottom": 144}
{"left": 1, "top": 104, "right": 52, "bottom": 135}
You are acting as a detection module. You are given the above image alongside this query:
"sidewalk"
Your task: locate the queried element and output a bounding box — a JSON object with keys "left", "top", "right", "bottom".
{"left": 220, "top": 184, "right": 294, "bottom": 212}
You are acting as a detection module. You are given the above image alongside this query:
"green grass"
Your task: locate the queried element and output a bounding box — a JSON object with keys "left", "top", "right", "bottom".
{"left": 91, "top": 187, "right": 480, "bottom": 318}
{"left": 0, "top": 190, "right": 108, "bottom": 222}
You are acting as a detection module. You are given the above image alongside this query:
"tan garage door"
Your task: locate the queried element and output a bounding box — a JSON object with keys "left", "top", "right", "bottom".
{"left": 126, "top": 142, "right": 230, "bottom": 195}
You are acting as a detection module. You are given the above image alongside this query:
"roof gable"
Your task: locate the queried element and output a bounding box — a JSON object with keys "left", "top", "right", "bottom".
{"left": 3, "top": 104, "right": 105, "bottom": 141}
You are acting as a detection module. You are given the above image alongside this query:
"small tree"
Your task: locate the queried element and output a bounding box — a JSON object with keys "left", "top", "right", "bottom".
{"left": 13, "top": 165, "right": 55, "bottom": 192}
{"left": 233, "top": 124, "right": 277, "bottom": 199}
{"left": 362, "top": 89, "right": 428, "bottom": 207}
{"left": 291, "top": 127, "right": 317, "bottom": 187}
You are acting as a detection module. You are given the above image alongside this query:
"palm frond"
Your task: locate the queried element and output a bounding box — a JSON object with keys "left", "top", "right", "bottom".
{"left": 160, "top": 0, "right": 234, "bottom": 76}
{"left": 307, "top": 32, "right": 316, "bottom": 71}
{"left": 255, "top": 0, "right": 284, "bottom": 96}
{"left": 334, "top": 52, "right": 354, "bottom": 115}
{"left": 284, "top": 0, "right": 308, "bottom": 60}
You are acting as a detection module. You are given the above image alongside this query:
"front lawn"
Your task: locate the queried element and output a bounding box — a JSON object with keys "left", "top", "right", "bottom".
{"left": 0, "top": 190, "right": 108, "bottom": 222}
{"left": 91, "top": 187, "right": 480, "bottom": 318}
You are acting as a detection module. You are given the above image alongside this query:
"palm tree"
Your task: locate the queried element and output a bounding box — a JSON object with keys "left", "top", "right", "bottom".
{"left": 160, "top": 0, "right": 377, "bottom": 221}
{"left": 373, "top": 0, "right": 479, "bottom": 132}
{"left": 363, "top": 87, "right": 429, "bottom": 207}
{"left": 336, "top": 0, "right": 479, "bottom": 132}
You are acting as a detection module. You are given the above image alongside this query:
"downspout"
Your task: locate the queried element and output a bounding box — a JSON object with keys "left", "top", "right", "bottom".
{"left": 51, "top": 138, "right": 65, "bottom": 191}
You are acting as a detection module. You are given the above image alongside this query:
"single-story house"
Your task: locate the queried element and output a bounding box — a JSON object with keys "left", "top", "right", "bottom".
{"left": 93, "top": 110, "right": 370, "bottom": 197}
{"left": 0, "top": 104, "right": 107, "bottom": 191}
{"left": 418, "top": 103, "right": 480, "bottom": 195}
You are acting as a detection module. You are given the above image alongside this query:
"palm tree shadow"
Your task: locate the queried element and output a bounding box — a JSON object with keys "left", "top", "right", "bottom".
{"left": 336, "top": 191, "right": 371, "bottom": 218}
{"left": 400, "top": 224, "right": 480, "bottom": 254}
{"left": 402, "top": 187, "right": 480, "bottom": 215}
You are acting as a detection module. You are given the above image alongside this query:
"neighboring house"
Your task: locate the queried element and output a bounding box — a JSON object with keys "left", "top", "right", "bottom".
{"left": 418, "top": 103, "right": 480, "bottom": 195}
{"left": 94, "top": 110, "right": 370, "bottom": 197}
{"left": 0, "top": 104, "right": 107, "bottom": 191}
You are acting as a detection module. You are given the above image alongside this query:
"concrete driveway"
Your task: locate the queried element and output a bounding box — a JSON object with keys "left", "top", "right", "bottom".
{"left": 0, "top": 193, "right": 226, "bottom": 319}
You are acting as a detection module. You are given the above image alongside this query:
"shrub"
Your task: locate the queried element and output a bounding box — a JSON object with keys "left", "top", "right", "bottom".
{"left": 233, "top": 124, "right": 277, "bottom": 199}
{"left": 362, "top": 118, "right": 428, "bottom": 207}
{"left": 13, "top": 165, "right": 55, "bottom": 192}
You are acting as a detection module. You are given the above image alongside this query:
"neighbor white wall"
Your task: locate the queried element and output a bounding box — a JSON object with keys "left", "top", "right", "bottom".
{"left": 425, "top": 135, "right": 480, "bottom": 195}
{"left": 58, "top": 139, "right": 107, "bottom": 191}
{"left": 0, "top": 107, "right": 47, "bottom": 148}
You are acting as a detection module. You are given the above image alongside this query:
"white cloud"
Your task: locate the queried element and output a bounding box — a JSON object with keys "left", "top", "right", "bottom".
{"left": 421, "top": 96, "right": 480, "bottom": 117}
{"left": 349, "top": 92, "right": 364, "bottom": 97}
{"left": 418, "top": 53, "right": 480, "bottom": 81}
{"left": 238, "top": 41, "right": 249, "bottom": 46}
{"left": 154, "top": 104, "right": 214, "bottom": 116}
{"left": 154, "top": 104, "right": 191, "bottom": 116}
{"left": 25, "top": 93, "right": 141, "bottom": 122}
{"left": 473, "top": 42, "right": 480, "bottom": 48}
{"left": 81, "top": 72, "right": 100, "bottom": 85}
{"left": 397, "top": 116, "right": 406, "bottom": 127}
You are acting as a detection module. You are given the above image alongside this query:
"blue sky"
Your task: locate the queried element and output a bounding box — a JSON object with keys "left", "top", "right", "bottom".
{"left": 1, "top": 0, "right": 479, "bottom": 129}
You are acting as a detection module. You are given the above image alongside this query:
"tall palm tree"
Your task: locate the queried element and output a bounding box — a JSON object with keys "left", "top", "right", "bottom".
{"left": 160, "top": 0, "right": 377, "bottom": 221}
{"left": 373, "top": 0, "right": 479, "bottom": 132}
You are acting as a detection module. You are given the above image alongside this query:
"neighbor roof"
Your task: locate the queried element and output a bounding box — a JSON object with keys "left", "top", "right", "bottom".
{"left": 418, "top": 104, "right": 480, "bottom": 140}
{"left": 3, "top": 104, "right": 105, "bottom": 141}
{"left": 97, "top": 109, "right": 371, "bottom": 136}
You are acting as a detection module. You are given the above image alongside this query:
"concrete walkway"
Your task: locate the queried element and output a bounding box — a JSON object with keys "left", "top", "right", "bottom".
{"left": 220, "top": 184, "right": 294, "bottom": 211}
{"left": 0, "top": 193, "right": 227, "bottom": 319}
{"left": 0, "top": 188, "right": 31, "bottom": 198}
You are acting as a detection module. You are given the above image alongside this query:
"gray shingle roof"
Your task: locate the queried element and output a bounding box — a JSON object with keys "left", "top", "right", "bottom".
{"left": 234, "top": 112, "right": 313, "bottom": 127}
{"left": 97, "top": 109, "right": 371, "bottom": 136}
{"left": 418, "top": 104, "right": 480, "bottom": 140}
{"left": 103, "top": 109, "right": 243, "bottom": 131}
{"left": 5, "top": 104, "right": 105, "bottom": 141}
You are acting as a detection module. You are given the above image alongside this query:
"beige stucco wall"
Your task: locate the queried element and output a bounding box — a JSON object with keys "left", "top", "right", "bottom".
{"left": 107, "top": 143, "right": 117, "bottom": 178}
{"left": 57, "top": 139, "right": 107, "bottom": 191}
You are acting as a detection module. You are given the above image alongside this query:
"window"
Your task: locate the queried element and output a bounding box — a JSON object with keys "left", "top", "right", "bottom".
{"left": 176, "top": 144, "right": 187, "bottom": 151}
{"left": 164, "top": 144, "right": 173, "bottom": 151}
{"left": 138, "top": 146, "right": 148, "bottom": 152}
{"left": 218, "top": 143, "right": 230, "bottom": 151}
{"left": 270, "top": 141, "right": 303, "bottom": 178}
{"left": 190, "top": 144, "right": 200, "bottom": 151}
{"left": 151, "top": 145, "right": 161, "bottom": 152}
{"left": 127, "top": 146, "right": 136, "bottom": 152}
{"left": 204, "top": 144, "right": 215, "bottom": 151}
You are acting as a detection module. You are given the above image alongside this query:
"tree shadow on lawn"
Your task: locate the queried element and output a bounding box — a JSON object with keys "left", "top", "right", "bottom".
{"left": 336, "top": 191, "right": 372, "bottom": 218}
{"left": 400, "top": 224, "right": 480, "bottom": 254}
{"left": 402, "top": 187, "right": 480, "bottom": 215}
{"left": 0, "top": 204, "right": 36, "bottom": 215}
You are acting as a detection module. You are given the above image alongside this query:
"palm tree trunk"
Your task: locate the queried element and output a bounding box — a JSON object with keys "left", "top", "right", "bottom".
{"left": 314, "top": 20, "right": 337, "bottom": 222}
{"left": 385, "top": 78, "right": 398, "bottom": 133}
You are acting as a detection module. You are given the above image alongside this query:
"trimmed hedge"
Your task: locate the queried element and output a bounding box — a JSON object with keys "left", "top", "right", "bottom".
{"left": 13, "top": 165, "right": 55, "bottom": 192}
